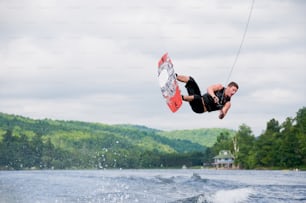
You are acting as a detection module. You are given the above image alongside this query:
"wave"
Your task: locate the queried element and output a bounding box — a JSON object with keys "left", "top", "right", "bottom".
{"left": 173, "top": 187, "right": 254, "bottom": 203}
{"left": 209, "top": 187, "right": 254, "bottom": 203}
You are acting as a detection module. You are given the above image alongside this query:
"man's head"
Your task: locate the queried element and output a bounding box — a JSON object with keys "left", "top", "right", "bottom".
{"left": 226, "top": 81, "right": 239, "bottom": 97}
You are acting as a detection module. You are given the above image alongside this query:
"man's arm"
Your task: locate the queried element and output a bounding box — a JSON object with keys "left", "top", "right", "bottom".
{"left": 207, "top": 83, "right": 223, "bottom": 103}
{"left": 219, "top": 101, "right": 231, "bottom": 119}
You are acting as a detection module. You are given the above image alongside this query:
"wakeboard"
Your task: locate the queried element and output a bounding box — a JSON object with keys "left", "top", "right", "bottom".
{"left": 157, "top": 53, "right": 182, "bottom": 113}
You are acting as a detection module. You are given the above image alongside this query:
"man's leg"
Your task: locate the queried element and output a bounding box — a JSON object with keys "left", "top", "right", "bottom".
{"left": 177, "top": 75, "right": 192, "bottom": 101}
{"left": 177, "top": 75, "right": 197, "bottom": 102}
{"left": 177, "top": 75, "right": 205, "bottom": 113}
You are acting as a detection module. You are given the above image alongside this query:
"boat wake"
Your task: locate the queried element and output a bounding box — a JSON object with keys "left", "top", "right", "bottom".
{"left": 173, "top": 187, "right": 254, "bottom": 203}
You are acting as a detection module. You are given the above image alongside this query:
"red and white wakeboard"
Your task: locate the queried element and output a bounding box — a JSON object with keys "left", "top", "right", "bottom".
{"left": 157, "top": 53, "right": 182, "bottom": 113}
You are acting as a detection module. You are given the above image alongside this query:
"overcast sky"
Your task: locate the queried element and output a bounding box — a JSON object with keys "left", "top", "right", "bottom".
{"left": 1, "top": 0, "right": 305, "bottom": 136}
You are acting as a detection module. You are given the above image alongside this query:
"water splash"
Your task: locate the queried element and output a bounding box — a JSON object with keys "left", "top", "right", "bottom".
{"left": 210, "top": 187, "right": 254, "bottom": 203}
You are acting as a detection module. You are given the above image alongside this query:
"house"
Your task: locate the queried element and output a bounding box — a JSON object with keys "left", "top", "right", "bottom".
{"left": 213, "top": 150, "right": 235, "bottom": 169}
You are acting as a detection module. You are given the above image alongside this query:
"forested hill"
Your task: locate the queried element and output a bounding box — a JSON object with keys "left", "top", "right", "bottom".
{"left": 0, "top": 112, "right": 234, "bottom": 169}
{"left": 158, "top": 128, "right": 235, "bottom": 147}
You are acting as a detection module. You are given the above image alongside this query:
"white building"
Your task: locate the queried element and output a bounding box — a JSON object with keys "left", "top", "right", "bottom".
{"left": 213, "top": 150, "right": 235, "bottom": 169}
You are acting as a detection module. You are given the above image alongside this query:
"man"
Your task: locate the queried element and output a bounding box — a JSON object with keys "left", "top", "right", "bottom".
{"left": 176, "top": 74, "right": 239, "bottom": 119}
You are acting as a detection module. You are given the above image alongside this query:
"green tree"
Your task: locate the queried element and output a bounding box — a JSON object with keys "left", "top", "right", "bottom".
{"left": 235, "top": 124, "right": 255, "bottom": 169}
{"left": 255, "top": 119, "right": 281, "bottom": 168}
{"left": 29, "top": 134, "right": 44, "bottom": 168}
{"left": 279, "top": 118, "right": 301, "bottom": 168}
{"left": 18, "top": 133, "right": 32, "bottom": 168}
{"left": 295, "top": 107, "right": 306, "bottom": 166}
{"left": 203, "top": 148, "right": 214, "bottom": 166}
{"left": 0, "top": 130, "right": 14, "bottom": 168}
{"left": 211, "top": 132, "right": 232, "bottom": 155}
{"left": 41, "top": 138, "right": 55, "bottom": 169}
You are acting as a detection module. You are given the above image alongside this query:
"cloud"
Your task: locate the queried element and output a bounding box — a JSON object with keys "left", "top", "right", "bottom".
{"left": 0, "top": 0, "right": 305, "bottom": 136}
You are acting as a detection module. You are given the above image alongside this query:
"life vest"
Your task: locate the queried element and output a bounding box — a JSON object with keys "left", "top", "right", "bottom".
{"left": 203, "top": 87, "right": 230, "bottom": 112}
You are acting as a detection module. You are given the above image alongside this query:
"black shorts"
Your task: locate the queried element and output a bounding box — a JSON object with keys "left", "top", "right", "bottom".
{"left": 185, "top": 77, "right": 205, "bottom": 113}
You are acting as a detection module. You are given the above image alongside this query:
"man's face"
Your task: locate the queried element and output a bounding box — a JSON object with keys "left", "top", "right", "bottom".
{"left": 226, "top": 86, "right": 238, "bottom": 97}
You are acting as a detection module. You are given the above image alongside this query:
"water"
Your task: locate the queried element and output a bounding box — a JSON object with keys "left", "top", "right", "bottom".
{"left": 0, "top": 169, "right": 305, "bottom": 203}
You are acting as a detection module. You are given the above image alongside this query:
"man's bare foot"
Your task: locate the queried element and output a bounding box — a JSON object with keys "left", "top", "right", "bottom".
{"left": 182, "top": 95, "right": 194, "bottom": 102}
{"left": 176, "top": 75, "right": 190, "bottom": 83}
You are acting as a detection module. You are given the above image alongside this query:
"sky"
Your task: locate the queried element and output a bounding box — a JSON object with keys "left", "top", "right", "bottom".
{"left": 0, "top": 0, "right": 305, "bottom": 136}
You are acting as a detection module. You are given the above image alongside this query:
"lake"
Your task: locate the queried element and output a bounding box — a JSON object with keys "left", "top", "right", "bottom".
{"left": 0, "top": 169, "right": 305, "bottom": 203}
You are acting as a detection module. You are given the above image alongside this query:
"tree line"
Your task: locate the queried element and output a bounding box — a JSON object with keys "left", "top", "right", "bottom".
{"left": 0, "top": 107, "right": 305, "bottom": 170}
{"left": 0, "top": 113, "right": 206, "bottom": 170}
{"left": 0, "top": 129, "right": 205, "bottom": 170}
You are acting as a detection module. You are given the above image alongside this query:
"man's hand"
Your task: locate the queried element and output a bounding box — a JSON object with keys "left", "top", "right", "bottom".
{"left": 213, "top": 96, "right": 219, "bottom": 104}
{"left": 219, "top": 110, "right": 225, "bottom": 119}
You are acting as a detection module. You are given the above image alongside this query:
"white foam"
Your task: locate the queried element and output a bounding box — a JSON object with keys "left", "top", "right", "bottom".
{"left": 210, "top": 187, "right": 254, "bottom": 203}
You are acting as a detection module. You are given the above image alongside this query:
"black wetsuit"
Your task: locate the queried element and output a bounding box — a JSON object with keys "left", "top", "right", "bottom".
{"left": 185, "top": 77, "right": 230, "bottom": 113}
